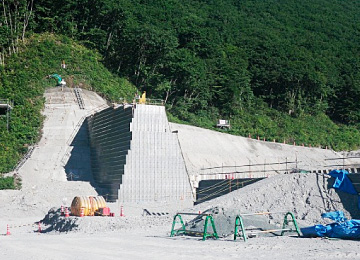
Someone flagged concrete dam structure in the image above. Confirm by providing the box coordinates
[83,98,360,206]
[15,87,359,213]
[87,104,194,206]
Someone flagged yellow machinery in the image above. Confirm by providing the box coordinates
[70,196,107,216]
[139,91,146,104]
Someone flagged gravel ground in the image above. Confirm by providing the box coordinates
[1,88,359,259]
[189,173,360,236]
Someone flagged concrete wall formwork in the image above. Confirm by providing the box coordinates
[87,104,194,207]
[118,104,193,207]
[87,106,133,201]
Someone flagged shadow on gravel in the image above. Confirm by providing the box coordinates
[39,208,79,233]
[316,173,337,211]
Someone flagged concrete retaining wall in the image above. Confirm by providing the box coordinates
[87,106,133,201]
[87,104,194,206]
[118,105,193,206]
[169,123,360,190]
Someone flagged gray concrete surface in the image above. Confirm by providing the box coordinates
[3,87,108,218]
[118,104,193,208]
[170,123,358,191]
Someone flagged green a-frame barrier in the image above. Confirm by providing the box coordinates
[170,213,219,241]
[234,211,301,241]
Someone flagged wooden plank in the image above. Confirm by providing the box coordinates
[239,211,288,216]
[244,228,292,234]
[177,212,211,216]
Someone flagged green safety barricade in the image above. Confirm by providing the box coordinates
[234,211,301,241]
[170,213,219,241]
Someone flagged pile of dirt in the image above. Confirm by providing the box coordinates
[187,173,360,237]
[40,207,172,233]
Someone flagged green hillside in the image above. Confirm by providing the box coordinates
[27,0,360,123]
[0,34,136,173]
[1,0,360,174]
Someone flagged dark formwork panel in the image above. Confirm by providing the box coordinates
[87,106,133,202]
[195,178,264,205]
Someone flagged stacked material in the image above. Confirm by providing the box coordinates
[70,196,107,216]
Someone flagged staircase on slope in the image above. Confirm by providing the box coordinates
[118,104,194,206]
[74,87,85,109]
[87,104,194,206]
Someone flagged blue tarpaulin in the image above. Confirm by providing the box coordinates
[328,169,360,209]
[301,211,360,239]
[328,169,357,195]
[321,211,347,222]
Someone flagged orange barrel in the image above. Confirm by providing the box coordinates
[70,196,107,216]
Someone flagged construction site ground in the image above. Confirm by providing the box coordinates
[1,87,360,259]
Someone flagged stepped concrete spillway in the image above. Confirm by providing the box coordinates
[87,104,194,207]
[119,104,193,206]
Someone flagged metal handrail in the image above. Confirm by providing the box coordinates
[201,161,299,170]
[0,99,13,109]
[133,98,165,106]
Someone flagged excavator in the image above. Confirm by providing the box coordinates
[47,73,66,87]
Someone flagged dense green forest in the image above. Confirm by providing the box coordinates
[1,0,360,174]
